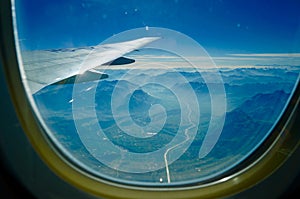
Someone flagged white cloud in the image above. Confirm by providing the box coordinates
[228,53,300,57]
[101,53,300,70]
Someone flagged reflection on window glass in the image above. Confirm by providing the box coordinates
[15,0,299,186]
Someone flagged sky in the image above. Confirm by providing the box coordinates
[15,0,300,65]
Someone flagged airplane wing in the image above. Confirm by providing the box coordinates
[21,37,160,94]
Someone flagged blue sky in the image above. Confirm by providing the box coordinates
[16,0,300,57]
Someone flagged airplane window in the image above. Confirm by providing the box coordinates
[13,0,299,189]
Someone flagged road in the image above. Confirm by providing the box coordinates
[163,103,196,183]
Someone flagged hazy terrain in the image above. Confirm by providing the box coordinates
[34,66,299,185]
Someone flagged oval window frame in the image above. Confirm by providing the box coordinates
[1,0,299,198]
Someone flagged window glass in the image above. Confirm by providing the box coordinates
[15,0,299,186]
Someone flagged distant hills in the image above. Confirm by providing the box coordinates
[207,89,290,158]
[239,90,290,122]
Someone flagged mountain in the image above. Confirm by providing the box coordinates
[220,68,299,85]
[129,89,160,126]
[238,90,290,122]
[207,90,291,159]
